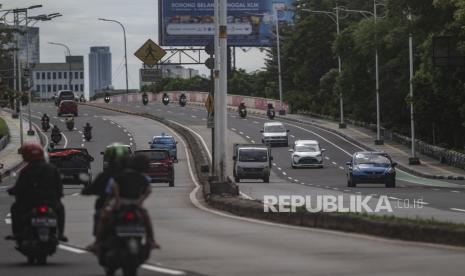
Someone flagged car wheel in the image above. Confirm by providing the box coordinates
[386,179,396,188]
[347,177,356,187]
[291,163,297,169]
[234,176,240,183]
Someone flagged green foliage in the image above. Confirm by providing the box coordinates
[0,116,9,139]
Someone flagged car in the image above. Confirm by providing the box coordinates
[48,148,94,186]
[149,133,178,161]
[55,90,75,106]
[101,143,133,170]
[261,122,289,147]
[58,100,78,116]
[135,149,174,187]
[233,144,272,183]
[289,140,325,168]
[346,151,397,188]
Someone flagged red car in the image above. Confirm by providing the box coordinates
[58,100,78,116]
[135,149,174,187]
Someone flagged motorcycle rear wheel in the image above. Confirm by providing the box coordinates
[122,266,138,276]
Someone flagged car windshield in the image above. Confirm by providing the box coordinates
[354,154,391,166]
[238,149,268,162]
[295,144,319,152]
[136,151,169,161]
[153,137,174,144]
[264,125,285,133]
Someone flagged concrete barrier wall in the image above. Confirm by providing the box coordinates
[95,91,289,112]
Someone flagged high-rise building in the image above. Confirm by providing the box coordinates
[32,56,85,100]
[16,26,40,65]
[88,46,111,99]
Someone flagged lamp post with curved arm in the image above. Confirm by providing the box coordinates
[98,18,129,102]
[340,0,385,145]
[48,42,72,99]
[302,2,347,128]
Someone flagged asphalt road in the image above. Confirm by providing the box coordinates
[106,100,465,222]
[2,103,465,275]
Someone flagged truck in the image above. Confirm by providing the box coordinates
[232,144,273,183]
[48,148,94,186]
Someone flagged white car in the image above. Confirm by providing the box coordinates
[289,140,325,168]
[261,122,289,147]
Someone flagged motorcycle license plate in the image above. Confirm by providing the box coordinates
[116,225,146,237]
[31,218,57,227]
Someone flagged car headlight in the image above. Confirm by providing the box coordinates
[387,168,395,174]
[293,155,300,158]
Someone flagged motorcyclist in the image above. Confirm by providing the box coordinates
[179,94,187,105]
[238,102,247,117]
[51,125,61,138]
[41,113,50,124]
[84,122,92,133]
[95,154,159,250]
[82,143,131,247]
[267,103,275,117]
[162,93,169,104]
[6,143,67,242]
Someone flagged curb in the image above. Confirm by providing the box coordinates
[276,115,465,181]
[209,195,465,248]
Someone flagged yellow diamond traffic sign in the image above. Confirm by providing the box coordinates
[134,39,166,67]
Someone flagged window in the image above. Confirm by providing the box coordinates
[74,72,79,79]
[80,72,84,79]
[36,85,40,92]
[47,85,51,92]
[58,72,62,79]
[75,84,79,91]
[53,85,57,92]
[80,84,84,91]
[42,72,45,79]
[64,72,67,79]
[36,72,40,80]
[53,72,56,79]
[64,84,68,90]
[41,85,46,92]
[70,85,73,91]
[58,84,62,90]
[47,72,51,79]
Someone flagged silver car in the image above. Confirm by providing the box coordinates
[289,140,325,168]
[261,122,289,147]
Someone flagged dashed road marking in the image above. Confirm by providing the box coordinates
[450,208,465,213]
[277,167,282,171]
[251,140,255,144]
[325,156,330,160]
[282,172,287,176]
[246,136,250,139]
[231,128,237,131]
[239,131,244,135]
[339,166,344,170]
[332,161,337,165]
[451,190,461,194]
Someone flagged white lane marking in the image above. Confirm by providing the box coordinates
[127,133,131,137]
[58,244,86,254]
[282,172,287,176]
[81,144,85,147]
[5,213,11,224]
[239,131,244,135]
[130,138,133,141]
[388,197,399,200]
[141,264,186,275]
[102,118,107,121]
[273,163,277,166]
[432,188,439,191]
[191,115,197,118]
[78,131,83,134]
[339,166,345,170]
[202,118,207,121]
[301,182,305,185]
[288,177,293,180]
[167,110,173,113]
[71,193,80,197]
[290,135,295,138]
[251,140,256,144]
[240,192,254,200]
[450,208,465,213]
[294,179,299,183]
[59,119,64,123]
[110,121,115,125]
[246,136,250,139]
[332,161,337,165]
[231,128,237,131]
[253,121,259,124]
[451,191,460,193]
[325,156,330,160]
[277,167,282,171]
[62,132,69,148]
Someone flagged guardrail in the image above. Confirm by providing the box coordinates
[93,91,289,113]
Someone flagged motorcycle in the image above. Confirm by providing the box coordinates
[104,96,111,104]
[239,107,247,118]
[51,131,62,145]
[84,128,92,141]
[142,97,148,106]
[14,205,59,265]
[267,108,276,120]
[41,120,50,132]
[162,96,170,106]
[66,119,74,131]
[98,205,150,276]
[179,97,187,107]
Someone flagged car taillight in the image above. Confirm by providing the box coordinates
[125,211,135,221]
[38,206,49,214]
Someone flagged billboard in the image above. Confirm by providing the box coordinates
[158,0,295,47]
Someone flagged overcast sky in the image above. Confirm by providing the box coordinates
[4,0,266,95]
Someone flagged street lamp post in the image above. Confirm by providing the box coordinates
[302,3,346,128]
[48,42,71,99]
[340,0,385,144]
[274,8,285,115]
[98,18,129,102]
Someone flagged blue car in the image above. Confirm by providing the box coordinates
[346,152,397,188]
[149,133,178,161]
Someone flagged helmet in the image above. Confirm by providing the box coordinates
[20,143,45,163]
[103,143,132,171]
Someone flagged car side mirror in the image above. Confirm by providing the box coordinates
[286,130,290,132]
[346,162,351,166]
[233,156,236,161]
[100,151,104,155]
[270,156,274,161]
[148,141,152,145]
[288,149,294,153]
[260,130,264,133]
[392,162,398,167]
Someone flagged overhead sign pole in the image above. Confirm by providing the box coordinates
[213,0,220,179]
[217,0,228,182]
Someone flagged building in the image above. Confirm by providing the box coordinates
[32,56,85,100]
[88,46,111,99]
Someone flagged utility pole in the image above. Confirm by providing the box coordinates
[13,10,24,147]
[408,10,419,165]
[374,0,383,145]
